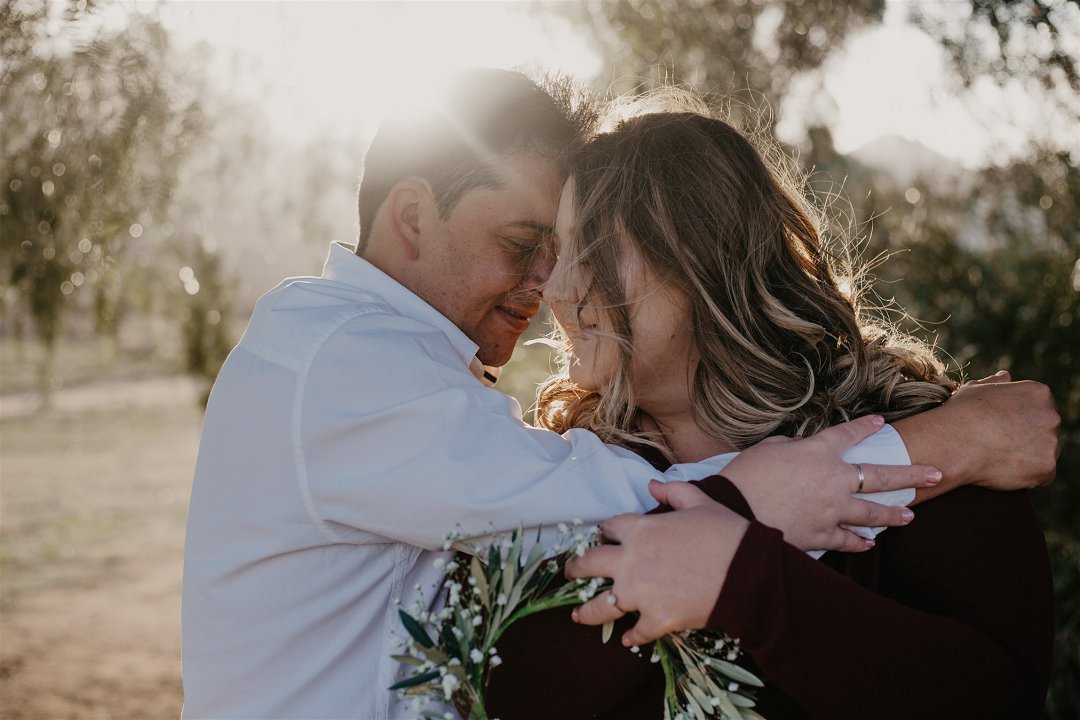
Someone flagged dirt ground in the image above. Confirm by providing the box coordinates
[1,379,203,719]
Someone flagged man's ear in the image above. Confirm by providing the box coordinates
[384,179,434,261]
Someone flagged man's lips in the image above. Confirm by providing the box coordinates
[497,304,539,322]
[496,304,539,332]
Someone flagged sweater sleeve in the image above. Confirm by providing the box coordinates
[710,486,1053,719]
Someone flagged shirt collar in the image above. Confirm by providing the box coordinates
[321,242,480,366]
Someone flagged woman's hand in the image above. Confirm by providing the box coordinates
[892,371,1060,496]
[566,479,747,647]
[721,415,942,553]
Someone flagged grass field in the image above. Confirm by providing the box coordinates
[0,395,201,719]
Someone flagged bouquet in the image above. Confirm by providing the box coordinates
[390,521,764,720]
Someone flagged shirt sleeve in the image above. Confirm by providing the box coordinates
[299,315,668,549]
[710,486,1054,719]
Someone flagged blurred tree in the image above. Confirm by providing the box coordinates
[576,0,885,121]
[176,236,233,407]
[0,0,206,394]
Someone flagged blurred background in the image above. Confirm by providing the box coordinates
[1,0,1076,717]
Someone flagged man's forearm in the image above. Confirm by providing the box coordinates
[893,406,969,505]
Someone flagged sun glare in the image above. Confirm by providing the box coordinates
[149,1,601,142]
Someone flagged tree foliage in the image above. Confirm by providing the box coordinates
[1,0,206,383]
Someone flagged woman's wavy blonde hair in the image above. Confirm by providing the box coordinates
[535,90,956,451]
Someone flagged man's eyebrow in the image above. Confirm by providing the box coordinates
[505,220,554,236]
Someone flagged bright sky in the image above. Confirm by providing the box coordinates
[135,0,1070,167]
[146,0,602,143]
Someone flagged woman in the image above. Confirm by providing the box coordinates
[484,92,1053,719]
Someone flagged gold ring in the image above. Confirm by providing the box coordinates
[854,463,865,493]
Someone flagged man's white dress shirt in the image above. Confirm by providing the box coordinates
[181,243,911,719]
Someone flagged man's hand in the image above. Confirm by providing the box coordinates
[721,415,942,553]
[566,480,747,647]
[893,371,1060,497]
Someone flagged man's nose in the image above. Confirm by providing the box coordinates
[523,247,556,293]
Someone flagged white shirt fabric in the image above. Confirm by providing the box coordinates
[181,242,911,720]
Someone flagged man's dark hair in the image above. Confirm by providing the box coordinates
[355,68,598,252]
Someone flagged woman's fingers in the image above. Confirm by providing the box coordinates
[622,620,663,648]
[843,498,915,528]
[647,479,711,510]
[571,589,626,626]
[818,414,887,452]
[820,527,877,553]
[598,514,634,545]
[564,544,622,580]
[856,463,942,494]
[968,370,1011,386]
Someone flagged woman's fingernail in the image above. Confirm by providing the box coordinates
[901,509,915,523]
[571,609,579,623]
[865,538,876,549]
[926,468,942,483]
[871,415,885,427]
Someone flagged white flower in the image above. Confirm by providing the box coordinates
[441,673,460,699]
[470,649,484,664]
[433,558,446,569]
[496,593,508,606]
[472,615,483,627]
[572,517,583,526]
[728,682,739,692]
[489,654,502,667]
[557,522,568,533]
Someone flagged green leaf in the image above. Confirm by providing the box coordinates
[706,658,764,688]
[728,693,756,708]
[687,682,716,716]
[398,609,434,649]
[714,691,742,720]
[391,654,425,666]
[388,668,440,691]
[471,555,489,608]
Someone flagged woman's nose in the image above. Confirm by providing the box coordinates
[542,258,566,304]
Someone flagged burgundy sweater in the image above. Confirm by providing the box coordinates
[485,476,1054,719]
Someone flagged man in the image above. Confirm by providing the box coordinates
[181,69,1057,719]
